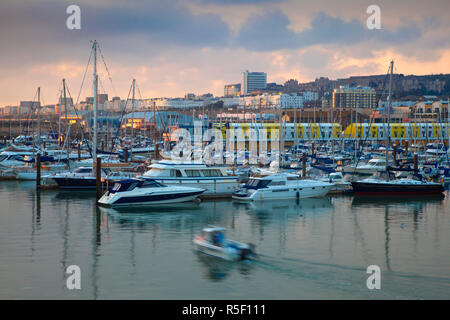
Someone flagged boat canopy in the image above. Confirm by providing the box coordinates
[111,179,166,193]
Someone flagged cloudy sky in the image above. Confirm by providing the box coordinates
[0,0,449,106]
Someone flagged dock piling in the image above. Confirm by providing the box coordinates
[96,157,102,201]
[36,153,41,189]
[302,152,306,179]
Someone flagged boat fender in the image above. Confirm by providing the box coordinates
[194,197,201,204]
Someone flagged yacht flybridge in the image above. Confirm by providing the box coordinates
[141,160,240,198]
[98,179,205,206]
[232,172,333,201]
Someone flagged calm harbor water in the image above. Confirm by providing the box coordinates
[0,180,449,299]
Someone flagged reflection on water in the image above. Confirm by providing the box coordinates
[0,180,449,299]
[195,253,254,282]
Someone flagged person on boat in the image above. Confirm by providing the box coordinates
[216,232,224,246]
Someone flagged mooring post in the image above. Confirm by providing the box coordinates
[413,153,418,172]
[311,143,315,157]
[302,152,306,179]
[96,157,102,201]
[393,144,397,166]
[124,147,128,163]
[77,143,81,161]
[36,153,41,189]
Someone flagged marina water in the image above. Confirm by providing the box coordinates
[1,180,449,299]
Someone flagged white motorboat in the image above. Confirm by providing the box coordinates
[15,163,67,180]
[193,226,256,261]
[320,172,352,193]
[98,178,205,206]
[0,151,33,168]
[140,160,239,198]
[342,158,388,175]
[232,172,333,201]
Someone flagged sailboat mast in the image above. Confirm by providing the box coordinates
[93,41,98,163]
[37,87,41,151]
[131,78,136,141]
[386,60,394,175]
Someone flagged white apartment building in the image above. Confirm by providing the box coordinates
[238,93,304,109]
[241,70,267,95]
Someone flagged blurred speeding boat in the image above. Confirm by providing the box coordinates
[193,226,256,261]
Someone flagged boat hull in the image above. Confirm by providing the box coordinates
[143,177,240,198]
[53,177,117,189]
[232,184,332,201]
[351,181,444,195]
[99,190,204,207]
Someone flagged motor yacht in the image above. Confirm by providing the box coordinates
[140,160,239,198]
[232,172,333,201]
[98,178,205,206]
[342,158,388,175]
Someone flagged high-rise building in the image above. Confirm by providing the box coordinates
[332,86,377,109]
[224,84,241,97]
[241,70,267,95]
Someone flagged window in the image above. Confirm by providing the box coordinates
[185,170,200,177]
[140,180,165,188]
[270,181,286,186]
[202,169,222,177]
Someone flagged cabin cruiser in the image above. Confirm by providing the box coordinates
[351,171,444,195]
[0,152,30,168]
[342,158,388,175]
[50,166,135,189]
[232,172,333,201]
[98,178,205,206]
[319,172,352,193]
[193,226,256,261]
[15,163,67,180]
[140,160,239,198]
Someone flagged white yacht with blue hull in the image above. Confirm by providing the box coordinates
[98,179,205,207]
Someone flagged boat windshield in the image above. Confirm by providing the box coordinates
[244,179,271,189]
[139,180,166,188]
[111,181,140,193]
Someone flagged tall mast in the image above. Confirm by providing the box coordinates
[58,89,62,147]
[93,40,98,163]
[63,79,68,151]
[131,79,136,141]
[37,87,41,151]
[385,60,394,176]
[63,79,68,132]
[448,97,450,162]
